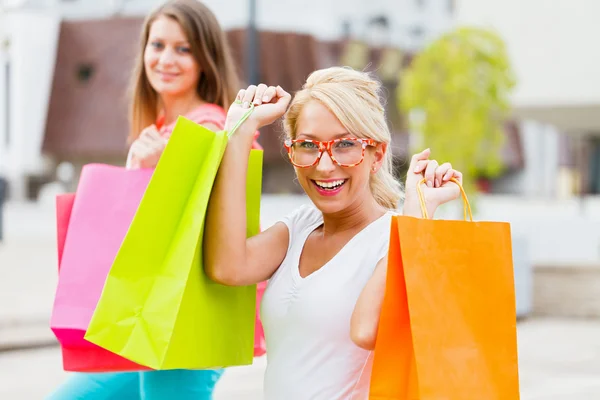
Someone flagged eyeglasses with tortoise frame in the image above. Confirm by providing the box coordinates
[283,138,378,168]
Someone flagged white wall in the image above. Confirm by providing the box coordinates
[474,196,600,265]
[202,0,454,49]
[41,0,454,48]
[0,31,8,180]
[1,12,60,199]
[454,0,600,108]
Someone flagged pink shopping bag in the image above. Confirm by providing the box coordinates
[52,164,266,371]
[56,193,75,271]
[254,281,267,357]
[51,164,153,372]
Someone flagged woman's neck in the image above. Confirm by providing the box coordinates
[320,195,386,237]
[160,92,204,126]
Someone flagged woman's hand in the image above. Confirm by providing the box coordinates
[225,84,291,135]
[128,125,167,169]
[402,148,463,218]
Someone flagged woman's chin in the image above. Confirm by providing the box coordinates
[149,80,189,98]
[307,193,349,215]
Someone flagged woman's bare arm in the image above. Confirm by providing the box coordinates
[350,256,388,350]
[204,85,292,286]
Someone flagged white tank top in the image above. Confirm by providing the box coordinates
[260,205,393,400]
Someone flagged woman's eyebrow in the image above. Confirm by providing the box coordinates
[296,132,350,139]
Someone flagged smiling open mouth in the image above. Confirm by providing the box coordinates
[312,179,347,191]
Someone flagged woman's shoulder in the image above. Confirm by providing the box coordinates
[193,103,226,115]
[279,204,322,232]
[187,103,227,129]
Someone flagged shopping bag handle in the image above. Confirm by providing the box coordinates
[416,177,473,221]
[227,100,255,139]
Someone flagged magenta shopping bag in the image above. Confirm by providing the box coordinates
[56,193,75,271]
[50,164,153,371]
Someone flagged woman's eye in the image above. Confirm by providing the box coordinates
[336,140,357,148]
[177,46,191,53]
[150,41,164,50]
[298,142,317,149]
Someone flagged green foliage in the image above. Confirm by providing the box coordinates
[399,26,517,193]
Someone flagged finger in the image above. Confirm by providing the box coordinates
[129,141,141,155]
[451,170,463,185]
[442,165,456,182]
[440,170,461,186]
[275,86,291,102]
[140,128,163,146]
[412,160,429,174]
[242,85,257,108]
[131,141,149,159]
[409,148,431,172]
[140,124,157,137]
[146,129,163,142]
[138,134,164,152]
[253,83,268,105]
[275,86,292,107]
[262,86,277,103]
[436,162,452,187]
[236,89,246,102]
[424,159,438,188]
[136,136,151,148]
[140,131,163,146]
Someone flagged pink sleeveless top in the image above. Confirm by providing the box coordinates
[127,103,262,168]
[157,103,262,148]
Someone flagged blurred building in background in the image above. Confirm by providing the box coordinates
[0,0,454,199]
[455,0,600,199]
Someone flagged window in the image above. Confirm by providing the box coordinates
[590,139,600,194]
[4,61,9,147]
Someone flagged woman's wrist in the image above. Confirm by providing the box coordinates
[226,125,256,150]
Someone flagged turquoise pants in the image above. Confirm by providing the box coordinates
[46,369,224,400]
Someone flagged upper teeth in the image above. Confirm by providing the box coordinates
[316,180,345,188]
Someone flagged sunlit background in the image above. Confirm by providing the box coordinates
[0,0,599,398]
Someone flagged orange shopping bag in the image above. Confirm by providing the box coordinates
[370,179,520,400]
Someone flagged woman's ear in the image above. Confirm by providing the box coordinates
[371,143,387,173]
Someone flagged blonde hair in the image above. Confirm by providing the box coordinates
[284,67,403,210]
[127,0,239,143]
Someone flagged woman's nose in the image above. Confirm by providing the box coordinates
[316,150,336,172]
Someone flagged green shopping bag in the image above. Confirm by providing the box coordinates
[84,115,261,370]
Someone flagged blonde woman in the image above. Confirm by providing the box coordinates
[205,67,464,399]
